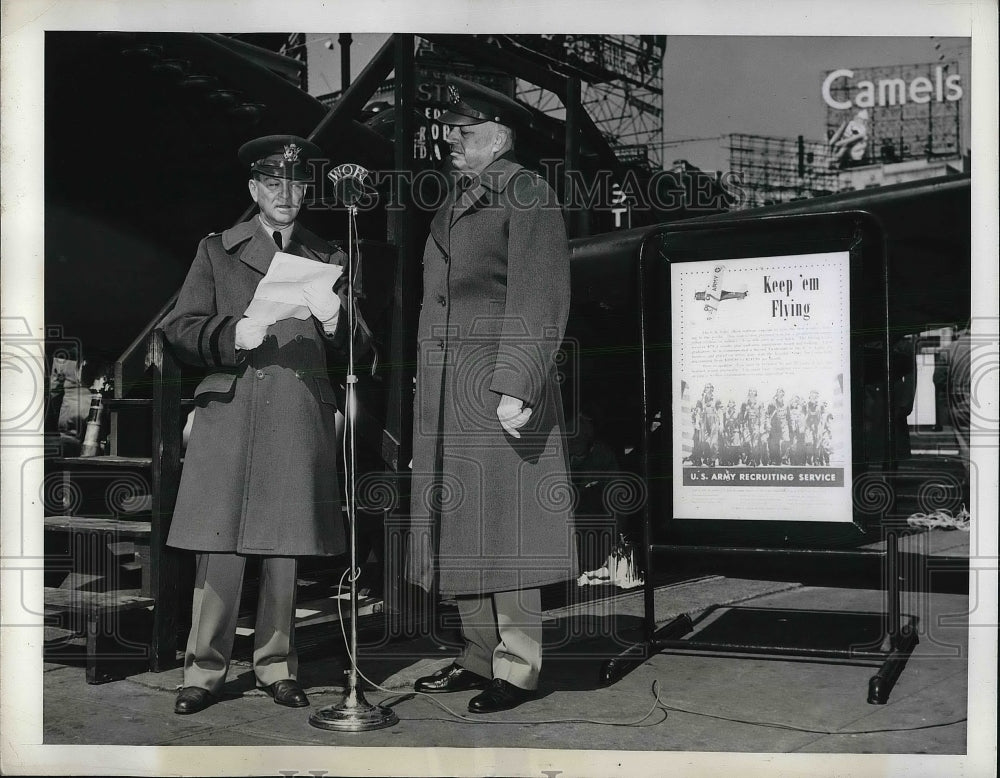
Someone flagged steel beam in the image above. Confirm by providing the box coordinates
[420,34,622,175]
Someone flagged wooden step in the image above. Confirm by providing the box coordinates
[108,540,136,553]
[44,587,156,684]
[104,398,195,409]
[44,587,154,615]
[46,520,151,594]
[118,494,153,516]
[104,398,153,408]
[45,516,152,537]
[56,571,105,590]
[234,592,383,637]
[44,625,79,645]
[53,455,152,469]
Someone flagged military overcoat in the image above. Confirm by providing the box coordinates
[163,219,365,556]
[407,156,578,596]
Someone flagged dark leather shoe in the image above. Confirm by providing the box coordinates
[414,663,490,694]
[468,678,535,713]
[174,686,217,715]
[260,679,309,708]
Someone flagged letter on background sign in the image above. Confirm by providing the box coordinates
[854,80,875,108]
[821,69,854,110]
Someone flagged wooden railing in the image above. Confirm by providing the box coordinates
[146,328,183,671]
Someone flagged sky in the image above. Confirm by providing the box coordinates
[302,33,971,174]
[303,32,391,97]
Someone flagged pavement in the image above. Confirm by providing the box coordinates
[29,526,992,777]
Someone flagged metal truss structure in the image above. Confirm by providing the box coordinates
[509,35,667,170]
[242,33,666,172]
[727,133,846,211]
[225,33,310,91]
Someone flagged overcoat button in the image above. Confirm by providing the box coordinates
[295,335,303,343]
[437,295,446,306]
[256,370,265,379]
[294,370,304,380]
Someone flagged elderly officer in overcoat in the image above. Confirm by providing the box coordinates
[408,78,576,713]
[163,135,369,714]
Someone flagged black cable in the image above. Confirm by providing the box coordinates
[378,683,668,727]
[652,687,967,735]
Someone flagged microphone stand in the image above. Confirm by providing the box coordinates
[309,201,398,732]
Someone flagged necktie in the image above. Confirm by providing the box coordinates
[273,230,282,249]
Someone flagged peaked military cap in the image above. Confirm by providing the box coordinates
[238,134,322,181]
[438,76,532,127]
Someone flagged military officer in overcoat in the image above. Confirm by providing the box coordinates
[163,135,369,714]
[408,78,576,713]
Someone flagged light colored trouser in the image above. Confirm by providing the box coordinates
[455,588,542,691]
[183,552,298,694]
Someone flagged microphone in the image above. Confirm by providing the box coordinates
[327,163,373,207]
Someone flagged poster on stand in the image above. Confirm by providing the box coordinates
[672,252,854,522]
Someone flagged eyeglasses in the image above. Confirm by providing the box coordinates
[257,178,307,193]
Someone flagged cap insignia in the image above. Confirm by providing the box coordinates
[448,85,462,105]
[283,143,301,162]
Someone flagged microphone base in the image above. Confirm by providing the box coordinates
[309,689,399,732]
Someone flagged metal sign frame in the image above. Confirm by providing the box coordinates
[599,210,919,704]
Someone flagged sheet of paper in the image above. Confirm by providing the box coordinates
[243,251,343,325]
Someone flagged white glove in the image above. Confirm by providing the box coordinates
[235,317,268,351]
[303,280,341,332]
[497,394,533,438]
